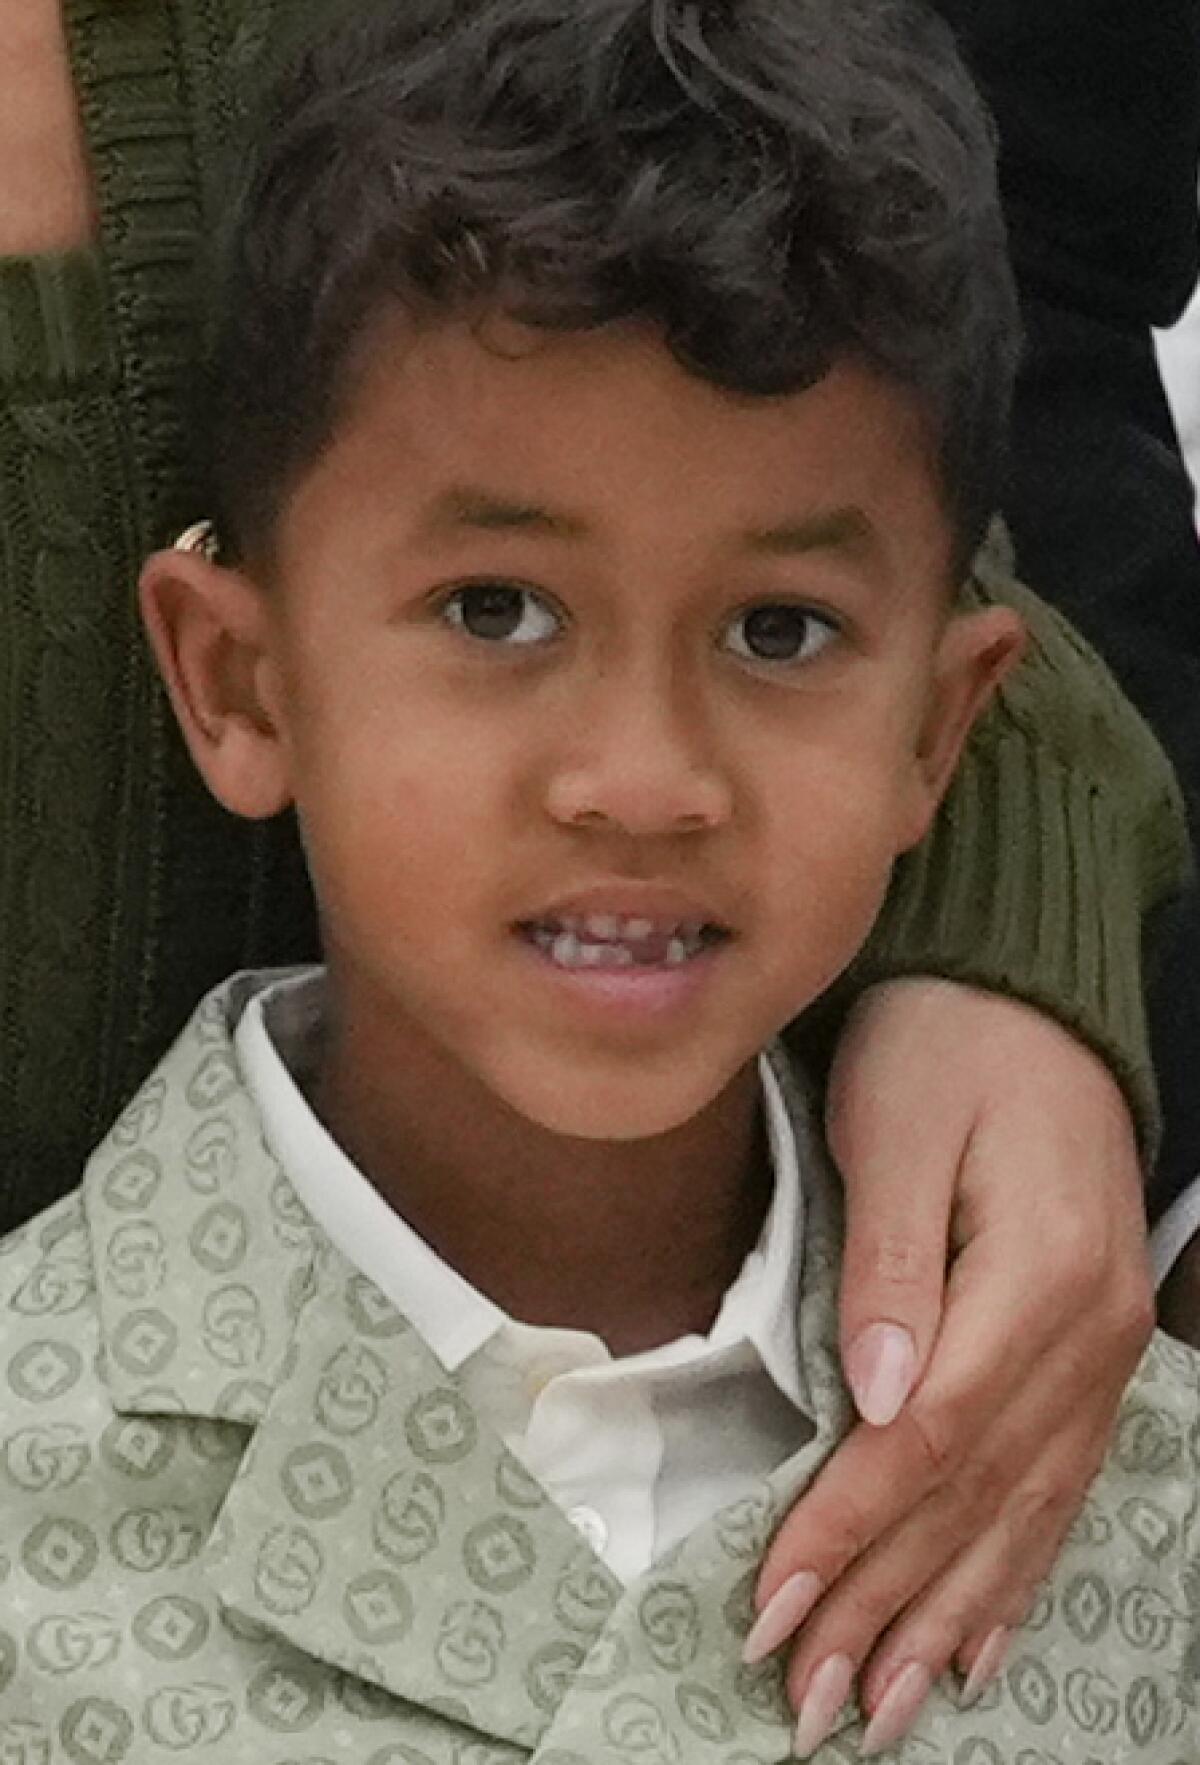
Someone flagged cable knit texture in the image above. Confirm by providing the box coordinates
[0,0,317,1232]
[0,0,1189,1230]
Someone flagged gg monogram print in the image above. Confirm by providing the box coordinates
[0,974,1197,1761]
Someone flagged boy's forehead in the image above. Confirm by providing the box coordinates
[292,313,952,574]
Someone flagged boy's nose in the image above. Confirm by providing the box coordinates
[544,682,734,838]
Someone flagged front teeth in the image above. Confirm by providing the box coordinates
[530,919,708,969]
[550,933,637,969]
[567,914,658,942]
[621,917,655,941]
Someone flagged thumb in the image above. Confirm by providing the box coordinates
[826,1034,960,1427]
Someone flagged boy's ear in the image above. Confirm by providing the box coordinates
[139,548,293,820]
[897,604,1027,852]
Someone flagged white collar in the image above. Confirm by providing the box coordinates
[236,967,807,1408]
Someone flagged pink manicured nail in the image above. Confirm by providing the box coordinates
[846,1323,918,1427]
[742,1572,824,1665]
[861,1662,933,1757]
[960,1627,1011,1706]
[793,1653,854,1758]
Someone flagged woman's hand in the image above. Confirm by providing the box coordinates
[748,979,1154,1759]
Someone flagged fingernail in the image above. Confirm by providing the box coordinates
[860,1662,933,1757]
[793,1653,854,1758]
[960,1627,1010,1707]
[846,1323,918,1427]
[742,1572,824,1665]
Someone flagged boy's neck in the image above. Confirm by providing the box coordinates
[308,997,772,1358]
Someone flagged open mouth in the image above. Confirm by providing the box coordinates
[517,914,732,970]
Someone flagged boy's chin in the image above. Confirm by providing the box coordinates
[495,1059,746,1144]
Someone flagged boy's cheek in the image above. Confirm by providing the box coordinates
[767,803,902,975]
[888,766,944,857]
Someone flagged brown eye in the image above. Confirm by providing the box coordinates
[725,604,839,663]
[442,583,561,645]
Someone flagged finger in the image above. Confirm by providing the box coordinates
[784,1426,1102,1758]
[956,1625,1014,1706]
[751,1412,943,1618]
[755,1236,1050,1614]
[955,1624,1014,1696]
[754,1312,1107,1662]
[777,1427,1026,1700]
[826,1051,961,1425]
[855,1435,1096,1733]
[757,1111,1147,1643]
[837,1185,952,1430]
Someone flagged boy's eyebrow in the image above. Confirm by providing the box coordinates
[417,489,589,541]
[744,506,876,557]
[418,488,877,556]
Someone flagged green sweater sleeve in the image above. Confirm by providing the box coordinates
[841,524,1192,1157]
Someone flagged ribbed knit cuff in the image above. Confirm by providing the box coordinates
[65,0,208,544]
[849,727,1163,1164]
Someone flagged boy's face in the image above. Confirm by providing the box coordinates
[145,318,1020,1141]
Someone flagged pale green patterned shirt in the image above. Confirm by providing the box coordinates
[0,973,1197,1763]
[237,967,812,1584]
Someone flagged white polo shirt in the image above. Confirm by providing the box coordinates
[236,968,814,1584]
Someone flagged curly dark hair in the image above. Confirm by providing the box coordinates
[208,0,1019,574]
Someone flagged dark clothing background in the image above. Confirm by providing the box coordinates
[942,0,1200,1211]
[946,0,1200,324]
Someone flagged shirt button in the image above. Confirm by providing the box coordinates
[566,1505,609,1555]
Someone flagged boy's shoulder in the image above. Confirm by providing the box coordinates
[1112,1326,1200,1480]
[1118,1326,1200,1457]
[0,969,319,1454]
[0,1179,240,1550]
[1097,1327,1200,1606]
[0,1185,104,1427]
[1077,1326,1200,1606]
[951,1329,1200,1759]
[0,979,331,1749]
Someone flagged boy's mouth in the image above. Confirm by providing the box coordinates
[516,913,731,970]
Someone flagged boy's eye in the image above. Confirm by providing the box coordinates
[724,604,840,664]
[441,583,561,645]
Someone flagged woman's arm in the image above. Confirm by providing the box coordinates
[0,0,95,255]
[763,538,1188,1753]
[859,526,1192,1153]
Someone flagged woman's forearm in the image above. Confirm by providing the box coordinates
[0,0,95,255]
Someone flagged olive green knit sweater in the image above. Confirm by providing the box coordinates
[0,0,1189,1230]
